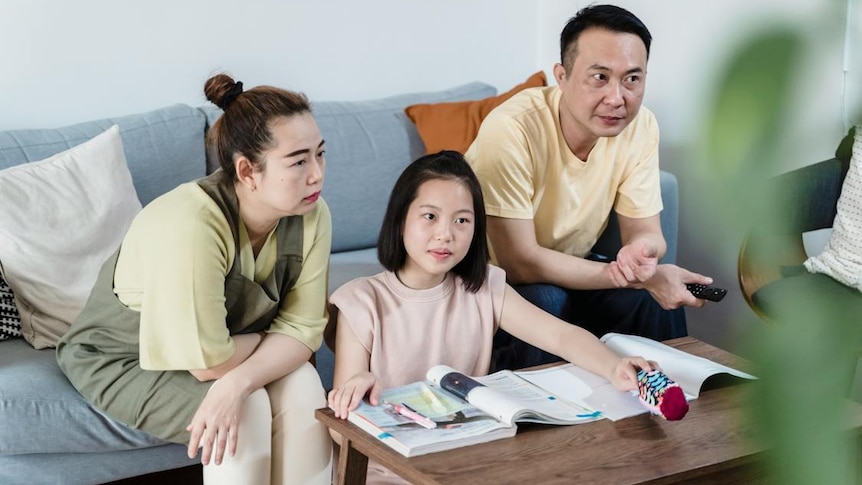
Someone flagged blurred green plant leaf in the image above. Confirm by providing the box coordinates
[743,280,862,485]
[705,16,861,485]
[706,29,802,179]
[700,29,805,244]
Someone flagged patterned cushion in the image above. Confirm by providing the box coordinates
[0,273,21,341]
[804,125,862,291]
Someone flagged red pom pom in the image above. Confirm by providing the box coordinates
[659,386,689,421]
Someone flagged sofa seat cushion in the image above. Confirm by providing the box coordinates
[0,443,197,485]
[0,339,171,455]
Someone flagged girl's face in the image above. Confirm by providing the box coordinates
[253,113,326,218]
[398,178,475,289]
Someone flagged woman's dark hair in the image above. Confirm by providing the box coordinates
[560,4,652,73]
[204,73,311,179]
[377,150,489,292]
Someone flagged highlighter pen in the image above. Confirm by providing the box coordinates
[384,401,437,429]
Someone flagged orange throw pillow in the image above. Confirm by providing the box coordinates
[405,71,547,154]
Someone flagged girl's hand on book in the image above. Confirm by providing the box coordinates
[609,356,659,391]
[328,371,381,419]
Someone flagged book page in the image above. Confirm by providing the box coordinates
[516,335,757,421]
[427,365,598,425]
[600,333,757,398]
[516,364,645,421]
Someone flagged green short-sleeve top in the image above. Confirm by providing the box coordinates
[113,175,331,370]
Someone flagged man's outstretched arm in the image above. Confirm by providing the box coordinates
[488,215,622,290]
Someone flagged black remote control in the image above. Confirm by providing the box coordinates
[686,283,727,302]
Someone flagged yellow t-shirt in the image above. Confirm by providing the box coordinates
[465,86,662,261]
[113,182,332,370]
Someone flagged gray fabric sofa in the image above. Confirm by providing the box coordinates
[0,82,679,485]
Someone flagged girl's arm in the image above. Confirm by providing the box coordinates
[328,311,379,418]
[498,285,652,391]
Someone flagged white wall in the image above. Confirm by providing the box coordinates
[847,0,862,128]
[0,0,539,130]
[2,0,858,351]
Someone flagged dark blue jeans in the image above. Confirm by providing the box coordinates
[491,283,687,372]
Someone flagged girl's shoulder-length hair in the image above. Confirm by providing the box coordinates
[377,150,490,292]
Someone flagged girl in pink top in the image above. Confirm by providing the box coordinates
[328,151,655,421]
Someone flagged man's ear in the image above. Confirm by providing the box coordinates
[553,63,567,86]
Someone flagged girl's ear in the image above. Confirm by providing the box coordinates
[235,155,256,191]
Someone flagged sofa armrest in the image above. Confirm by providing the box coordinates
[590,170,679,265]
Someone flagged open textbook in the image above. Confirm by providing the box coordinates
[343,364,600,457]
[343,334,756,456]
[515,333,757,421]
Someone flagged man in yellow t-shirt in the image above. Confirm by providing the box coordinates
[465,4,715,371]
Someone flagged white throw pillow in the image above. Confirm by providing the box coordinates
[0,125,142,348]
[804,126,862,292]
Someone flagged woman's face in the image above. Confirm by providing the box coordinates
[253,113,325,217]
[398,178,475,290]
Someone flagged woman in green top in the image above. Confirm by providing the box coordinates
[57,73,333,484]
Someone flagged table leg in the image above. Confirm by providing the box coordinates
[335,438,369,485]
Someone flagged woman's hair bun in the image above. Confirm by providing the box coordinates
[204,73,243,110]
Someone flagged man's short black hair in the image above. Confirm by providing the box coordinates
[560,4,652,72]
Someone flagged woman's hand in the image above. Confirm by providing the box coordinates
[608,356,659,391]
[327,371,380,419]
[186,379,249,466]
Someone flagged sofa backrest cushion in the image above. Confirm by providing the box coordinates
[0,104,206,206]
[200,82,497,253]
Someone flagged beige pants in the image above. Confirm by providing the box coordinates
[203,363,333,485]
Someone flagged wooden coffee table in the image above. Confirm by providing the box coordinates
[315,337,857,484]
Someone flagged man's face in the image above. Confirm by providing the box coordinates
[555,27,648,152]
